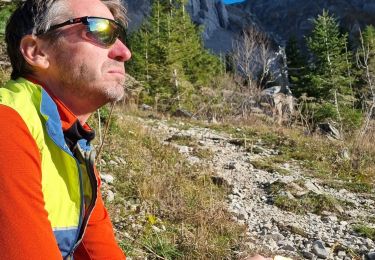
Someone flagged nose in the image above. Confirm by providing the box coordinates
[108,39,131,62]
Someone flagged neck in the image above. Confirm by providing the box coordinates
[27,75,93,125]
[76,114,91,125]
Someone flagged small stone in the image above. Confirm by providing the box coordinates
[277,240,295,251]
[304,181,323,194]
[312,240,329,259]
[302,251,315,259]
[283,163,290,169]
[322,214,338,222]
[339,221,348,226]
[359,244,368,252]
[237,212,248,221]
[179,146,190,154]
[280,244,296,251]
[141,104,152,110]
[337,251,346,258]
[118,157,127,164]
[152,226,162,233]
[263,222,273,230]
[367,251,375,260]
[198,140,205,146]
[106,190,115,202]
[232,187,241,196]
[224,162,236,170]
[333,204,344,214]
[365,238,374,247]
[100,173,115,184]
[187,156,200,164]
[108,160,118,166]
[100,159,107,166]
[270,233,284,242]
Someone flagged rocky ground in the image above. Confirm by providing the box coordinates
[102,115,375,259]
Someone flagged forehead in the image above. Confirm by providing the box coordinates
[67,0,114,19]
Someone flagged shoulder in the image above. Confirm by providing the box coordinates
[0,78,47,146]
[0,104,41,170]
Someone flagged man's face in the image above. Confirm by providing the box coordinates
[44,0,131,113]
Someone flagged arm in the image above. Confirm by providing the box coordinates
[73,169,125,259]
[0,105,62,259]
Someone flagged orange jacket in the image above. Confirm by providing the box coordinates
[0,85,125,259]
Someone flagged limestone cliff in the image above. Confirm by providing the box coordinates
[124,0,375,53]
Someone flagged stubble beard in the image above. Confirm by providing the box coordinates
[58,60,125,105]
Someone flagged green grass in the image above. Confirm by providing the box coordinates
[353,224,375,240]
[141,228,183,259]
[266,180,352,216]
[326,180,373,193]
[251,159,289,175]
[97,110,249,259]
[273,192,347,216]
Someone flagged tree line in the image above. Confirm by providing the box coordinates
[127,1,375,136]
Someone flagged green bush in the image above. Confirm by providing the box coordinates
[314,102,337,122]
[0,3,17,35]
[340,106,363,131]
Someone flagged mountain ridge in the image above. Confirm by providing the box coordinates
[124,0,375,53]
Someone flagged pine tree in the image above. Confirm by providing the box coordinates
[127,0,222,111]
[306,10,353,100]
[305,10,361,130]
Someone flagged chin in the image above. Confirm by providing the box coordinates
[105,87,124,102]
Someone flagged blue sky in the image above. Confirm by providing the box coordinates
[223,0,245,4]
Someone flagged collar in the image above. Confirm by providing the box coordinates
[26,77,95,150]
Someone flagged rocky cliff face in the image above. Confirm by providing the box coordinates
[124,0,237,53]
[238,0,375,44]
[124,0,375,53]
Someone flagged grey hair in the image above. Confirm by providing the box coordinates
[5,0,127,80]
[102,0,128,27]
[34,1,71,34]
[5,0,70,79]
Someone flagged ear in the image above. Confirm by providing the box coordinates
[19,35,50,70]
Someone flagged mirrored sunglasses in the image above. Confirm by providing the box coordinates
[38,16,126,47]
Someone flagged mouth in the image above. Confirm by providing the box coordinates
[107,69,125,76]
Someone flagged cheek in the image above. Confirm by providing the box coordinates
[52,41,108,79]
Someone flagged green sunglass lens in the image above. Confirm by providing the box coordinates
[87,18,118,46]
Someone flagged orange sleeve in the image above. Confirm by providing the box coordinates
[74,176,126,260]
[0,104,62,259]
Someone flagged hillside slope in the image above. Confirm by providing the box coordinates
[99,108,375,259]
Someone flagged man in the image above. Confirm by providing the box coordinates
[0,0,131,259]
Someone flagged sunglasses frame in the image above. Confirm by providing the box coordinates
[37,16,126,47]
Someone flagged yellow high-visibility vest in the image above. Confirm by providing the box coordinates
[0,78,97,258]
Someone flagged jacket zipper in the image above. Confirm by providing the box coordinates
[67,147,98,258]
